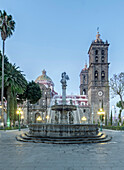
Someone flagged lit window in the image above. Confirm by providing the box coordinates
[101,71,105,80]
[94,71,98,79]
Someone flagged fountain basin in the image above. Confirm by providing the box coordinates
[29,123,98,137]
[51,104,77,111]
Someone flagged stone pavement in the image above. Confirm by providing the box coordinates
[0,129,124,170]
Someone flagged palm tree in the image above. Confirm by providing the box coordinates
[0,10,15,126]
[4,63,27,126]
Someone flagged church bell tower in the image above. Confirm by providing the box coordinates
[88,31,110,122]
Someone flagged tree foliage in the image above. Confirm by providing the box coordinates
[116,101,124,110]
[110,72,124,109]
[0,10,15,41]
[0,53,27,125]
[116,101,124,124]
[24,81,41,104]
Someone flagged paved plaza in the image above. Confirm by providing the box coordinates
[0,129,124,170]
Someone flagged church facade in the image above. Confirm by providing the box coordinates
[80,31,110,122]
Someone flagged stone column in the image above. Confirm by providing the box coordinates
[62,83,66,105]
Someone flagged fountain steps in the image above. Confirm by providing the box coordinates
[25,132,103,139]
[16,133,112,144]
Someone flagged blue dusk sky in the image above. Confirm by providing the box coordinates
[0,0,124,113]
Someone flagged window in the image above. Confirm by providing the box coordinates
[95,56,98,62]
[94,70,98,80]
[101,71,105,80]
[101,50,104,55]
[95,50,98,55]
[83,109,86,113]
[83,75,85,83]
[83,89,86,95]
[101,56,104,63]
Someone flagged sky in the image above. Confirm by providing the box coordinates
[0,0,124,115]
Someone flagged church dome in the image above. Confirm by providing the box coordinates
[35,70,54,89]
[36,70,52,82]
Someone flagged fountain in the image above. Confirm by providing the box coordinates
[16,72,112,144]
[51,72,77,125]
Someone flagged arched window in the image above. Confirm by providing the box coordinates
[95,50,98,55]
[95,56,98,62]
[83,89,86,95]
[101,71,105,80]
[101,50,104,55]
[94,70,98,80]
[101,56,104,63]
[83,75,85,83]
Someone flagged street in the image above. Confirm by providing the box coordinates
[0,129,124,170]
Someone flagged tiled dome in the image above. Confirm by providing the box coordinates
[35,70,52,82]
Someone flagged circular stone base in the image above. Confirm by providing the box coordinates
[16,124,112,144]
[28,123,98,137]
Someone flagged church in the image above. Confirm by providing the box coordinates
[23,31,110,124]
[80,31,110,122]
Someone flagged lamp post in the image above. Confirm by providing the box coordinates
[112,105,115,124]
[45,92,47,122]
[21,115,24,126]
[16,108,23,131]
[91,105,94,124]
[46,115,49,123]
[97,108,105,131]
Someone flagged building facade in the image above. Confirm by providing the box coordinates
[80,31,110,122]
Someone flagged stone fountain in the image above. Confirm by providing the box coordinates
[16,72,112,144]
[51,72,77,124]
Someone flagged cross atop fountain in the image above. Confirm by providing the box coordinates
[60,72,69,105]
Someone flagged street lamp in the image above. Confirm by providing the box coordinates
[91,105,94,124]
[97,108,105,131]
[16,108,23,131]
[46,115,50,123]
[45,91,47,121]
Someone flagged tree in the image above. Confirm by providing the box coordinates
[110,73,124,109]
[0,52,8,99]
[1,62,27,126]
[110,110,113,126]
[0,10,15,125]
[25,81,41,104]
[21,81,41,124]
[116,101,124,125]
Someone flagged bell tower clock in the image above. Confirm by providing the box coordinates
[88,31,110,122]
